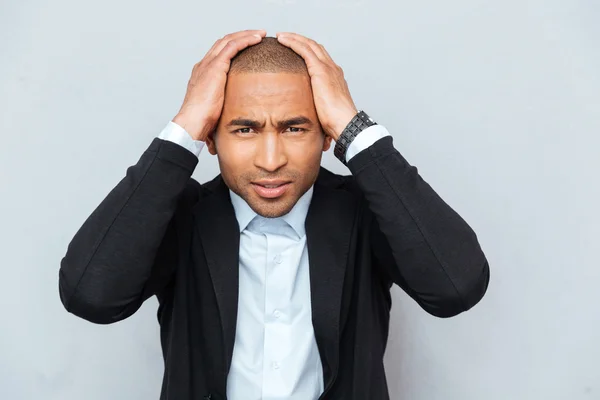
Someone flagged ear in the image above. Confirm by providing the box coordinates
[322,135,332,152]
[205,131,217,155]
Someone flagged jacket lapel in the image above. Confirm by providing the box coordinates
[192,177,240,375]
[191,168,359,389]
[306,168,359,388]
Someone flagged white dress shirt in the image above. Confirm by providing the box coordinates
[157,120,390,400]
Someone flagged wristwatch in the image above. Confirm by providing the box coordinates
[333,110,377,165]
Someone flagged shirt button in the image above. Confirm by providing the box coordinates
[273,254,282,264]
[273,361,280,370]
[273,310,281,318]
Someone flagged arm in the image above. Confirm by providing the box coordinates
[59,30,269,324]
[59,136,199,324]
[348,134,490,318]
[270,32,489,317]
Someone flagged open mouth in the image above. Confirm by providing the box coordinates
[251,182,292,199]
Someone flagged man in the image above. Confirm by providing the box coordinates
[59,30,490,400]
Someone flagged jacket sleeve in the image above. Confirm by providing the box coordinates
[58,138,199,324]
[347,135,490,318]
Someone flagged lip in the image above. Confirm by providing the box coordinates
[252,179,292,186]
[251,181,292,199]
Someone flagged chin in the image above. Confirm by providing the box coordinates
[253,201,295,218]
[247,194,297,219]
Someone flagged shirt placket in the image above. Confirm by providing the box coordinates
[262,226,291,398]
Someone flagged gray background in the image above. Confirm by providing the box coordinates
[1,0,599,399]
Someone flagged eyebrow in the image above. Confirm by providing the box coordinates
[226,116,314,130]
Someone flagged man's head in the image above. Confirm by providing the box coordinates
[205,37,332,218]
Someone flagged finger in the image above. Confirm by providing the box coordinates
[277,32,334,64]
[205,29,266,60]
[315,43,335,64]
[275,34,324,69]
[207,29,266,59]
[213,34,264,66]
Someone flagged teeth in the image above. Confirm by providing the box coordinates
[264,185,280,188]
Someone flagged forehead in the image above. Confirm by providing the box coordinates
[222,72,316,116]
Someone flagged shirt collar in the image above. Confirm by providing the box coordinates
[229,185,314,238]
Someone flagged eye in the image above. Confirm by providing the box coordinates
[286,127,306,133]
[234,128,255,135]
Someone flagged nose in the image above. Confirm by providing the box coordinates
[253,132,288,172]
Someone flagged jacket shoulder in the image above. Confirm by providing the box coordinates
[316,166,362,197]
[183,173,227,203]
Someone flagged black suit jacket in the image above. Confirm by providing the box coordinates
[59,135,489,400]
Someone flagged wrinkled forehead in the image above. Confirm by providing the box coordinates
[222,72,316,118]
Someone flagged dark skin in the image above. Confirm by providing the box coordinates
[205,72,332,218]
[174,31,358,218]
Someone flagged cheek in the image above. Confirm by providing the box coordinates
[216,142,254,175]
[286,137,325,160]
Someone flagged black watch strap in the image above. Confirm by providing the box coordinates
[333,110,377,165]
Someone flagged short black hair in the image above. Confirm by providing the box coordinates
[229,36,308,74]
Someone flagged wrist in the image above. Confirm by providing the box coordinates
[333,110,377,165]
[329,108,359,142]
[172,113,212,141]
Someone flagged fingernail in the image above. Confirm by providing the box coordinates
[254,34,261,38]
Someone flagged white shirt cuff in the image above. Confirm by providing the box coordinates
[345,125,391,162]
[158,121,205,157]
